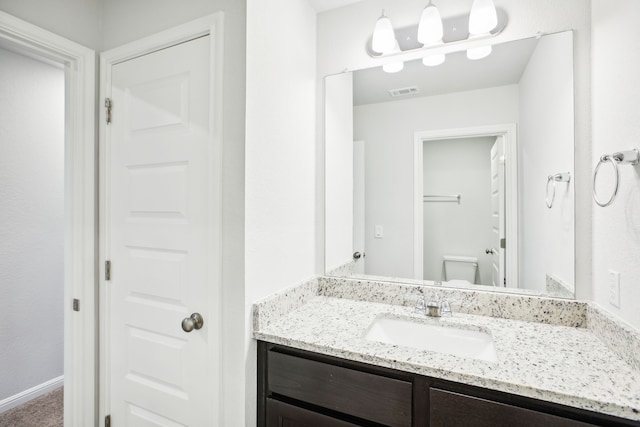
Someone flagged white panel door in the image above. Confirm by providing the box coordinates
[107,35,219,426]
[490,137,506,287]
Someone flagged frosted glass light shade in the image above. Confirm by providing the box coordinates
[382,39,403,73]
[383,60,404,73]
[422,53,446,66]
[468,0,498,35]
[417,4,444,45]
[467,45,492,60]
[372,13,396,54]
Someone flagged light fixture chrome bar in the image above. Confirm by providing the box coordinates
[423,194,461,203]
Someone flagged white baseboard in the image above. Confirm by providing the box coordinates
[0,376,64,414]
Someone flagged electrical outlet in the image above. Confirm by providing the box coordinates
[609,270,620,308]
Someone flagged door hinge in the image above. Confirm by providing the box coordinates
[73,299,80,312]
[105,260,111,281]
[105,414,111,427]
[500,238,506,249]
[105,98,112,124]
[504,277,507,286]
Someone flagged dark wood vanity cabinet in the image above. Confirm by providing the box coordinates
[266,399,363,427]
[428,388,597,427]
[262,347,419,426]
[258,341,640,427]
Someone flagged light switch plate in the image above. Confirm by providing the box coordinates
[609,270,620,308]
[374,225,383,239]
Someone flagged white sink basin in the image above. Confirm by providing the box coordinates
[364,316,498,362]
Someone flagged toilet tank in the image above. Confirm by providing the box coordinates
[442,255,478,284]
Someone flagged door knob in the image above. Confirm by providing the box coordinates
[181,313,204,332]
[485,248,496,255]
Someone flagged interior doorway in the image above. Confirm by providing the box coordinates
[0,11,96,426]
[0,43,65,423]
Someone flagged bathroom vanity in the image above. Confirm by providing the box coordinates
[254,277,640,427]
[258,342,631,427]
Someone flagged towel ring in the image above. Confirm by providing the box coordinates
[545,176,556,208]
[545,172,571,209]
[593,155,619,207]
[593,149,640,207]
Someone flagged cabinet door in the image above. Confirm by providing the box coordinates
[430,389,598,427]
[266,399,362,427]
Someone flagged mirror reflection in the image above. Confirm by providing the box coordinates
[325,31,575,298]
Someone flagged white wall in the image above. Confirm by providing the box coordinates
[519,32,575,293]
[318,0,592,299]
[423,137,495,286]
[245,0,317,425]
[591,0,640,329]
[354,85,519,278]
[0,0,100,49]
[0,48,65,401]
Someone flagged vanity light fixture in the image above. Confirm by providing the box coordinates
[468,0,498,35]
[368,1,505,73]
[417,1,443,44]
[371,10,396,54]
[383,41,404,73]
[466,45,493,60]
[467,0,498,60]
[417,1,446,67]
[422,53,445,67]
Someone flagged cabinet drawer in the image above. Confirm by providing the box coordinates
[430,388,598,427]
[268,350,412,427]
[266,399,362,427]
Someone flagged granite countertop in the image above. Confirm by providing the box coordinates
[253,277,640,422]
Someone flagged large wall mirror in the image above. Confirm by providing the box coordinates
[325,30,575,299]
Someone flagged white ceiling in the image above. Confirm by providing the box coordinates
[353,37,539,106]
[308,0,366,13]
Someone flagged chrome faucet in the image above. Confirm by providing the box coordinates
[425,296,452,317]
[416,289,453,317]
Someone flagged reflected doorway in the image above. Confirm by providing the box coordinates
[413,124,518,289]
[421,136,505,287]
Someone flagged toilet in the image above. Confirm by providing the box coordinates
[441,255,479,285]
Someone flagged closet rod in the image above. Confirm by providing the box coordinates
[423,194,461,203]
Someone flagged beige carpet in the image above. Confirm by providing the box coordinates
[0,388,63,427]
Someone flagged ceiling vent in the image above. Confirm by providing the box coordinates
[388,86,419,97]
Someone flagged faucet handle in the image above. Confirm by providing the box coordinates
[440,297,452,317]
[415,295,426,314]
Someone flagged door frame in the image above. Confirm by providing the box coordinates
[353,140,366,274]
[0,10,96,427]
[413,124,518,287]
[98,12,224,424]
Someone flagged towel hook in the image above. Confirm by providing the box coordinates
[593,149,639,207]
[545,172,571,209]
